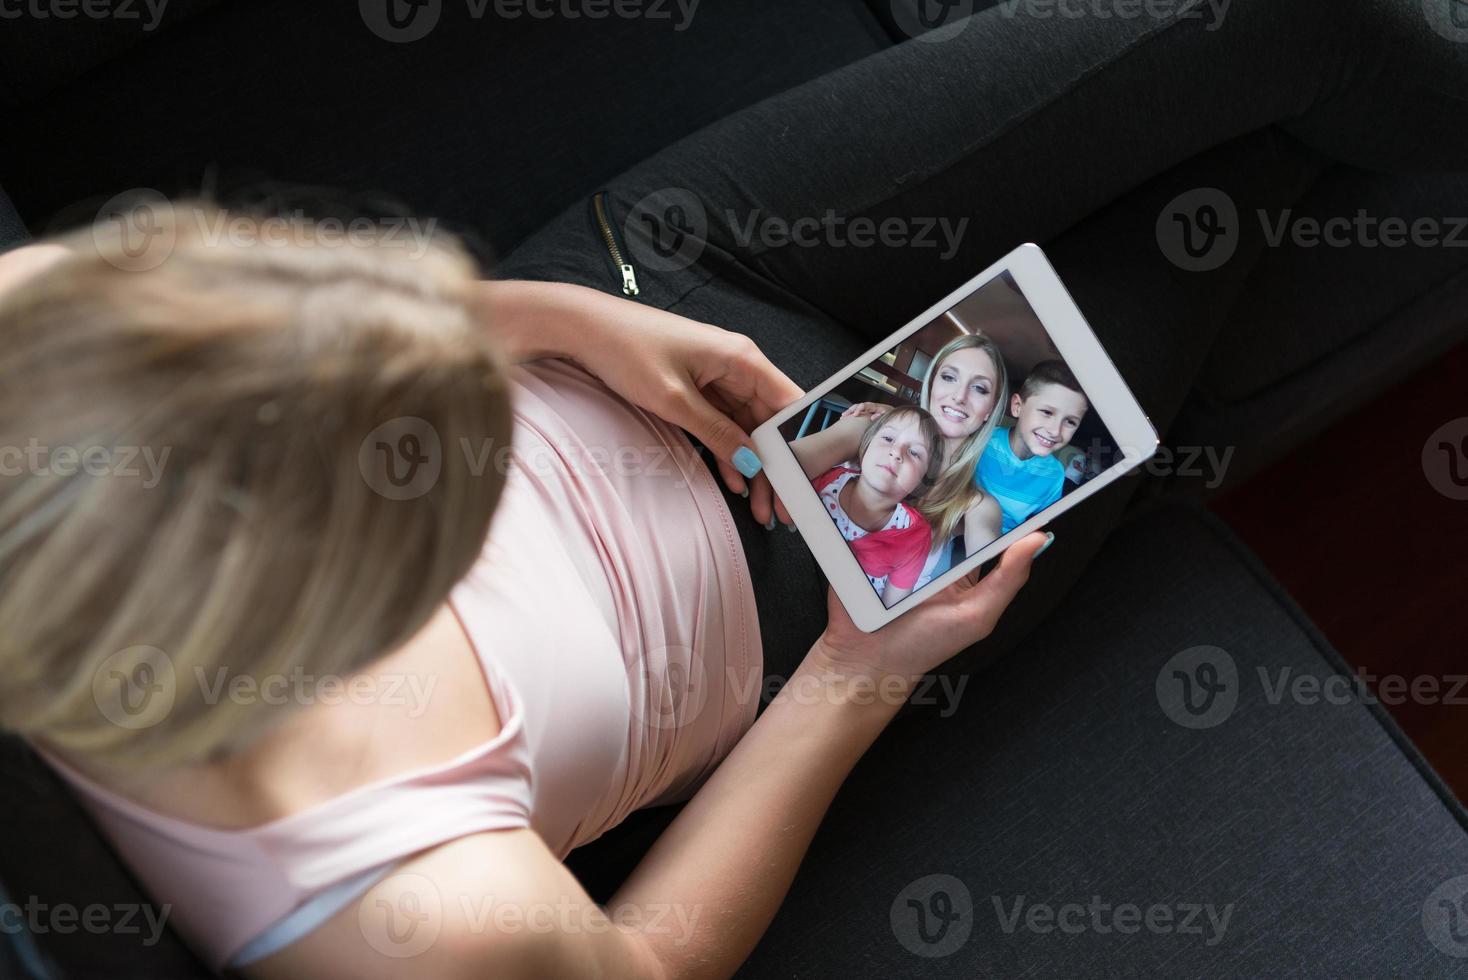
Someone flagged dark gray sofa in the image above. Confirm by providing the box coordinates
[2,4,1467,977]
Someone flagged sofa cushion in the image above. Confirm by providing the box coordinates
[568,500,1468,977]
[735,499,1468,976]
[0,0,890,257]
[1172,166,1468,486]
[0,0,226,107]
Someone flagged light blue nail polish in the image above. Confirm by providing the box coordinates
[732,446,763,479]
[764,517,777,531]
[787,523,799,534]
[740,487,750,499]
[1034,531,1055,559]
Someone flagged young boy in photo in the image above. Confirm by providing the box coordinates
[804,406,942,607]
[977,360,1090,534]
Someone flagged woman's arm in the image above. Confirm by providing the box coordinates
[254,535,1050,980]
[962,494,1004,558]
[475,280,803,525]
[788,415,867,480]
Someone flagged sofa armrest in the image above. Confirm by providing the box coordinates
[0,185,29,252]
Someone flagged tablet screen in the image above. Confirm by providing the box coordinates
[779,271,1123,609]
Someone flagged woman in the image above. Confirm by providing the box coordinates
[4,2,1467,976]
[0,214,1048,979]
[790,333,1010,586]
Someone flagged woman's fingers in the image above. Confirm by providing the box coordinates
[773,492,792,527]
[715,457,749,498]
[667,386,764,486]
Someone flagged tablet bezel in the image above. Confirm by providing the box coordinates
[752,243,1159,632]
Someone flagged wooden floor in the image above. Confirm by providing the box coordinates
[1212,341,1468,800]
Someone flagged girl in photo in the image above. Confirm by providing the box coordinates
[796,406,943,607]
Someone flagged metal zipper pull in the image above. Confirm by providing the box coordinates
[592,191,640,297]
[618,263,640,296]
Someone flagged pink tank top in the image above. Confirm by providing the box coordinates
[33,359,763,971]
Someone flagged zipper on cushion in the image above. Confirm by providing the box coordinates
[592,191,640,296]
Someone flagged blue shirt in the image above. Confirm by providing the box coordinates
[977,431,1065,534]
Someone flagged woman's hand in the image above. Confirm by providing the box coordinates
[479,280,805,527]
[839,401,889,422]
[579,300,805,525]
[812,530,1053,689]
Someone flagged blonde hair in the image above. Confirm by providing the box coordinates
[0,201,511,770]
[917,332,1008,544]
[856,406,944,499]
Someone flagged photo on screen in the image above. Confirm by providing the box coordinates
[778,271,1122,608]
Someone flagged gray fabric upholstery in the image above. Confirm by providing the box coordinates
[1170,165,1468,487]
[729,499,1468,976]
[0,185,28,251]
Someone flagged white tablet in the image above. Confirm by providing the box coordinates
[752,243,1158,632]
